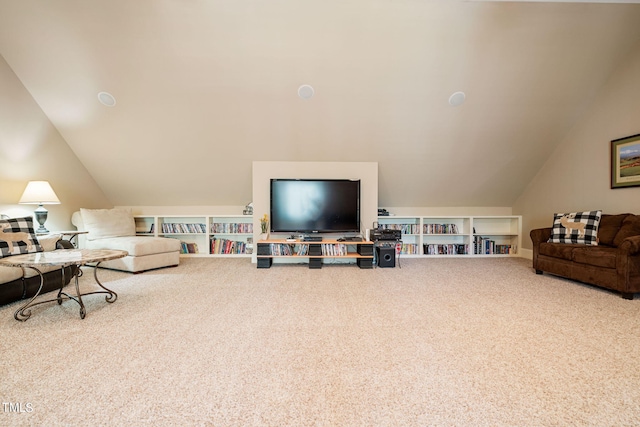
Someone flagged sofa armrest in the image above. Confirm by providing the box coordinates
[56,239,74,250]
[530,228,552,246]
[618,236,640,256]
[38,234,62,252]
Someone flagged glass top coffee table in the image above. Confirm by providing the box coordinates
[0,249,128,321]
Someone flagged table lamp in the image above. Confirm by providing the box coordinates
[19,181,60,233]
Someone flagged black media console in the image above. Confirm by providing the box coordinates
[257,239,374,269]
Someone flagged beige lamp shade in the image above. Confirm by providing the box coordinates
[19,181,60,205]
[19,181,60,233]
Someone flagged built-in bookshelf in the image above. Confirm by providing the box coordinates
[134,215,253,258]
[377,215,521,258]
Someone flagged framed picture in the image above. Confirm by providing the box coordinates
[611,133,640,189]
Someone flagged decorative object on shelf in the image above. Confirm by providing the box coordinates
[260,214,269,240]
[243,202,253,215]
[18,181,60,233]
[611,133,640,189]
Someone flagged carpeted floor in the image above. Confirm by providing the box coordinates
[1,257,640,426]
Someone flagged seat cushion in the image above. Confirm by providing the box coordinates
[539,242,581,261]
[0,266,24,283]
[572,246,617,269]
[85,236,181,257]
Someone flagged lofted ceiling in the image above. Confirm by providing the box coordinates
[1,0,640,208]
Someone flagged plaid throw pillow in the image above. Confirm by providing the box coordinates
[548,210,602,245]
[0,217,44,258]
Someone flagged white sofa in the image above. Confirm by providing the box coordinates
[71,208,180,273]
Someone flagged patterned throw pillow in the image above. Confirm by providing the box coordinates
[0,217,44,258]
[548,210,602,245]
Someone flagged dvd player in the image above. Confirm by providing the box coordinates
[370,229,402,241]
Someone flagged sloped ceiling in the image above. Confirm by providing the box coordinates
[1,0,639,207]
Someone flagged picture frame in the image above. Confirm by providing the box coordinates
[611,133,640,189]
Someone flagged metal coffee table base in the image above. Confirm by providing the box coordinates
[0,249,128,322]
[15,262,118,321]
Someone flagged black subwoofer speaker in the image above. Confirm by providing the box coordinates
[376,247,395,268]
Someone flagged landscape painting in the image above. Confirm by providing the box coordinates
[612,133,640,188]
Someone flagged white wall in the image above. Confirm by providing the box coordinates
[0,54,111,230]
[513,41,640,250]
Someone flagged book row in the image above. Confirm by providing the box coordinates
[179,239,252,254]
[268,243,308,256]
[424,244,469,255]
[380,224,420,234]
[423,223,460,235]
[264,243,352,257]
[211,237,250,255]
[399,243,419,255]
[474,236,516,255]
[210,222,253,234]
[162,222,254,234]
[321,244,348,257]
[162,223,207,234]
[380,224,460,234]
[380,223,461,235]
[180,242,199,254]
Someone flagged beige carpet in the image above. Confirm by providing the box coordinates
[1,257,640,426]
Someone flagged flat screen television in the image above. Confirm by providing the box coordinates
[270,179,361,234]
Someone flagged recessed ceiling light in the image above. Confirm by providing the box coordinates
[98,91,116,107]
[448,91,466,107]
[298,85,314,100]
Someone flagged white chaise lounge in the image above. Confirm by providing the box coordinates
[72,208,180,273]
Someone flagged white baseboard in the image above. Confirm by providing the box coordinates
[520,248,533,260]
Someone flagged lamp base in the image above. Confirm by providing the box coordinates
[34,205,49,234]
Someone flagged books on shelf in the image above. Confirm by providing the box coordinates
[162,223,206,234]
[321,244,347,257]
[267,243,309,256]
[380,223,420,234]
[211,237,249,255]
[210,222,253,234]
[265,243,351,257]
[473,236,516,255]
[423,223,459,234]
[180,242,199,254]
[423,244,468,255]
[399,243,419,255]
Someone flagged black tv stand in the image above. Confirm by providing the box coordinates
[303,236,323,242]
[256,238,374,269]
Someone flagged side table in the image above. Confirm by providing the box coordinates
[37,230,88,247]
[0,249,127,321]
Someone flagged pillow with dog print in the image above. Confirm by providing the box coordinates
[0,217,43,258]
[548,210,602,245]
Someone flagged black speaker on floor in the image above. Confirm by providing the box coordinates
[376,247,395,268]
